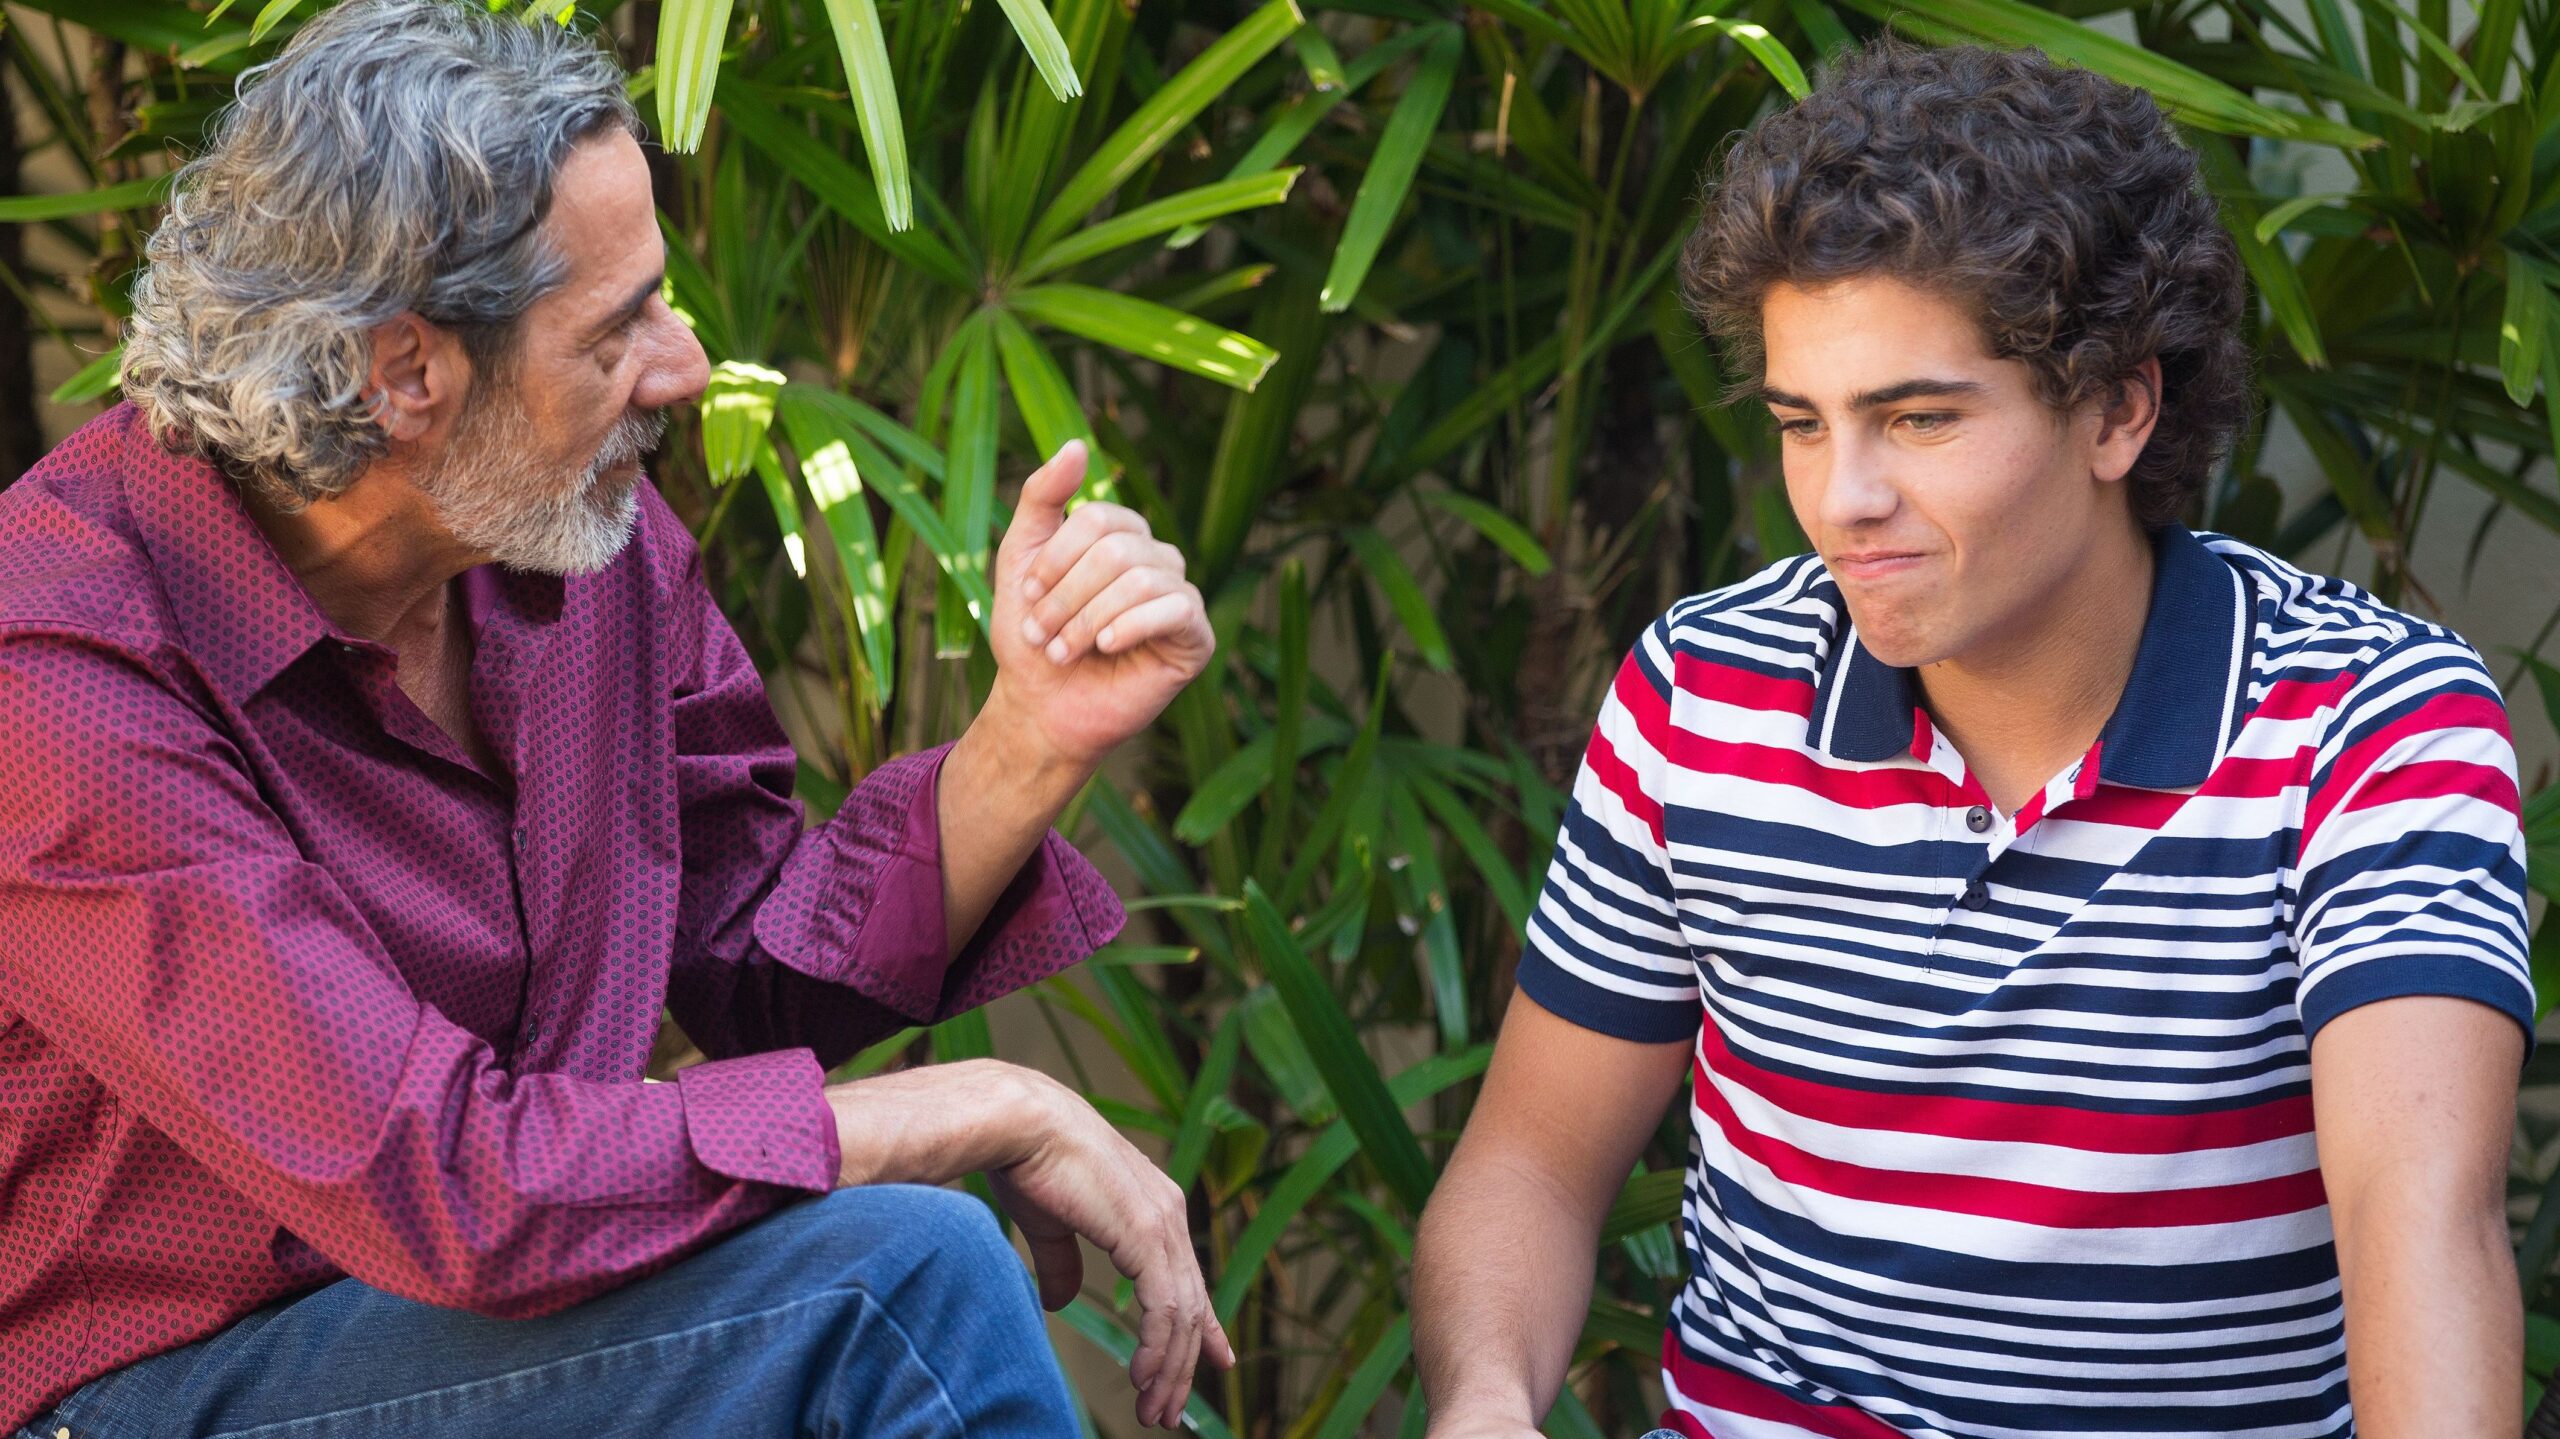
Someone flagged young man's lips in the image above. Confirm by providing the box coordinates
[1832,552,1929,580]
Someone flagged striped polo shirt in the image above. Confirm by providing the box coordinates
[1517,525,2535,1439]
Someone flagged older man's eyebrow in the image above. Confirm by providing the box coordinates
[1745,378,1988,412]
[586,268,667,346]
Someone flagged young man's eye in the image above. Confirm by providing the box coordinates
[1775,416,1823,440]
[1899,411,1954,433]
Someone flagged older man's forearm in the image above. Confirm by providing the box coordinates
[935,682,1095,960]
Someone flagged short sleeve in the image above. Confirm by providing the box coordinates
[2292,633,2536,1051]
[1514,617,1702,1043]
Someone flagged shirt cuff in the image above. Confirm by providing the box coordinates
[676,1047,839,1193]
[748,741,1127,1025]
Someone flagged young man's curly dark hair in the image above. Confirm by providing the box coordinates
[1681,42,2251,528]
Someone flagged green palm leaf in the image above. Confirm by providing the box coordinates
[813,0,914,231]
[1010,284,1280,391]
[1241,880,1437,1215]
[1320,25,1462,314]
[990,0,1084,102]
[1026,0,1304,256]
[1836,0,2378,147]
[651,0,733,152]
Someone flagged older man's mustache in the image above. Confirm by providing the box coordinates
[591,408,669,481]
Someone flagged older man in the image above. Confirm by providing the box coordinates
[0,2,1226,1435]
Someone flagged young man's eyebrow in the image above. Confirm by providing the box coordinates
[1746,378,1988,412]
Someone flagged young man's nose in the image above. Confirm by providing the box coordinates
[1814,435,1901,531]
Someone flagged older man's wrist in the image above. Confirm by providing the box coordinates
[967,680,1100,791]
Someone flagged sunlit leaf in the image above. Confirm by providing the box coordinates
[774,386,900,707]
[1011,283,1280,391]
[813,0,914,230]
[699,361,785,486]
[1025,168,1303,278]
[990,0,1084,102]
[652,0,734,152]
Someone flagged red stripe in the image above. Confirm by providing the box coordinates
[1691,1051,2327,1228]
[2251,670,2359,724]
[1666,732,1966,811]
[1675,652,1818,716]
[2064,785,2189,828]
[1587,730,1666,847]
[1698,1022,2315,1156]
[1661,1341,1913,1439]
[2013,786,2048,832]
[2342,757,2520,818]
[2194,753,2309,801]
[2304,692,2512,842]
[1615,655,1675,756]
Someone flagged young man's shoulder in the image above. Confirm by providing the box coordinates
[1623,551,1837,679]
[2198,530,2499,697]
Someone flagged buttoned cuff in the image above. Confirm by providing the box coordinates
[677,1047,839,1192]
[748,742,1126,1025]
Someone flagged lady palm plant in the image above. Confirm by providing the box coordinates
[5,0,2559,1428]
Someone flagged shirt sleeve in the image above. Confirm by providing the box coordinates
[2292,632,2537,1050]
[1514,616,1702,1043]
[659,523,1123,1072]
[0,627,833,1320]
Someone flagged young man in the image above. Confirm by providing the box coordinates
[1413,43,2532,1439]
[0,1,1225,1434]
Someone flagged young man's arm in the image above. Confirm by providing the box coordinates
[1414,993,1693,1437]
[2311,995,2523,1439]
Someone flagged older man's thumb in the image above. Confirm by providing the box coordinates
[1009,440,1087,546]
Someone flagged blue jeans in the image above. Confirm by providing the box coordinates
[12,1185,1081,1439]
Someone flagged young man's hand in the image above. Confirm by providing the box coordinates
[984,440,1212,771]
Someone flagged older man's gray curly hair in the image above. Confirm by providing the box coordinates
[121,0,639,508]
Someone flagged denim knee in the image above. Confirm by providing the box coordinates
[809,1184,1032,1305]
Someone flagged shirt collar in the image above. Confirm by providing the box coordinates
[118,413,335,705]
[116,408,569,706]
[1811,525,2253,790]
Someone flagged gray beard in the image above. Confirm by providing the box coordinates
[420,404,664,577]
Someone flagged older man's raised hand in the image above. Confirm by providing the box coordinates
[989,440,1213,765]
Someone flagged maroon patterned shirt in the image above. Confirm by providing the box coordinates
[0,405,1125,1429]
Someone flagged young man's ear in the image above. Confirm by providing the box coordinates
[2091,355,2164,485]
[363,312,471,446]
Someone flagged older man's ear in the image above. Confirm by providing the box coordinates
[363,312,470,448]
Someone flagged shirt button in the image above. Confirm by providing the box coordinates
[1959,881,1990,911]
[1965,805,1992,833]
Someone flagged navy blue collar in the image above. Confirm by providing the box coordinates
[1810,526,2253,790]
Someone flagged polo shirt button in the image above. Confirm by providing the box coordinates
[1965,805,1992,833]
[1959,881,1989,911]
